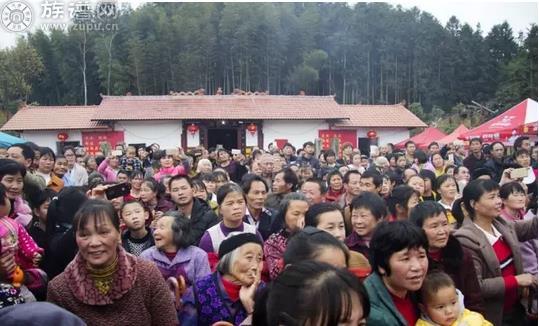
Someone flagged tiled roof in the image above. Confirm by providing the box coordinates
[1,106,108,131]
[1,97,427,131]
[94,95,347,120]
[334,104,427,128]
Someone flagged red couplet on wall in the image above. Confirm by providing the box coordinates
[82,131,125,155]
[318,130,357,155]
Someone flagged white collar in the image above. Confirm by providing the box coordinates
[473,222,502,245]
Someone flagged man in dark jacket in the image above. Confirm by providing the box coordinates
[169,175,219,245]
[483,141,506,182]
[295,141,320,174]
[463,137,486,173]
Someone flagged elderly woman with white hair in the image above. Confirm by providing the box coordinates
[195,158,213,175]
[183,233,264,325]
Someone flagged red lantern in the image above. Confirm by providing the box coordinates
[57,132,69,141]
[187,123,199,135]
[247,123,257,136]
[367,130,377,139]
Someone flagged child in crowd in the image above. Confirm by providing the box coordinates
[0,183,44,303]
[416,272,492,326]
[120,145,143,173]
[120,200,154,256]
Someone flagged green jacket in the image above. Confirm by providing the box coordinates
[364,273,409,326]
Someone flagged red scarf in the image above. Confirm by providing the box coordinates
[221,277,241,302]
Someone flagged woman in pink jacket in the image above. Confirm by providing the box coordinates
[153,150,186,182]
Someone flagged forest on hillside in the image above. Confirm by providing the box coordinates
[0,2,536,128]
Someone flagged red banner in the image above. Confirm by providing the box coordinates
[82,131,125,155]
[318,130,357,156]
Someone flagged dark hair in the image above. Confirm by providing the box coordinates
[305,203,342,227]
[117,169,129,178]
[462,179,500,219]
[120,199,145,212]
[451,198,467,229]
[387,185,417,217]
[163,210,192,249]
[73,199,120,235]
[277,168,299,192]
[435,174,458,193]
[343,170,361,184]
[62,146,75,156]
[38,147,56,162]
[0,184,7,206]
[216,182,244,206]
[419,169,437,190]
[428,142,439,150]
[350,192,387,221]
[191,178,207,192]
[271,192,308,233]
[405,141,416,148]
[499,181,526,199]
[515,148,530,159]
[0,159,26,179]
[283,142,295,151]
[168,174,193,190]
[303,141,315,149]
[129,170,144,180]
[254,261,370,326]
[27,188,57,210]
[370,221,428,276]
[471,167,492,180]
[326,170,342,184]
[283,227,349,266]
[361,170,383,188]
[409,201,447,228]
[489,141,505,152]
[469,137,482,145]
[302,178,327,194]
[418,271,455,304]
[414,150,428,164]
[323,149,336,161]
[212,170,229,182]
[513,136,529,150]
[454,165,468,177]
[241,174,269,194]
[141,177,165,198]
[8,143,34,160]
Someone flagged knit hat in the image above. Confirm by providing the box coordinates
[218,233,263,258]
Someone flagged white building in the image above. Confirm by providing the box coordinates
[2,94,426,155]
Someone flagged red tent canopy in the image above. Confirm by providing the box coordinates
[438,124,470,145]
[395,127,447,149]
[459,98,538,142]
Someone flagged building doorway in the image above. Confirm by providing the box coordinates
[207,128,239,150]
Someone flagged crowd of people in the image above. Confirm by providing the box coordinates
[0,136,536,326]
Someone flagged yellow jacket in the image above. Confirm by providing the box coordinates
[416,308,493,326]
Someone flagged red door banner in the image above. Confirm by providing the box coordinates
[82,131,125,155]
[318,130,357,156]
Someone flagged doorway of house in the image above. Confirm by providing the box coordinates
[207,128,238,150]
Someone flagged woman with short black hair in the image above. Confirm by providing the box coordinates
[364,220,429,325]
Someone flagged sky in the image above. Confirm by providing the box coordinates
[0,1,537,49]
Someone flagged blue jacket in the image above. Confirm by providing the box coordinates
[364,273,409,326]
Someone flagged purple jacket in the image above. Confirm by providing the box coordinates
[139,245,211,302]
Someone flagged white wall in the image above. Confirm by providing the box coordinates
[22,130,82,152]
[263,120,329,150]
[354,127,410,145]
[115,120,183,148]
